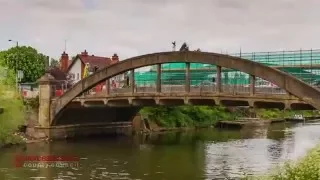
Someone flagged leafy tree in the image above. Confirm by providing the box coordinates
[50,58,59,68]
[0,46,46,83]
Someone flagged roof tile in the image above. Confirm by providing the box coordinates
[80,55,112,69]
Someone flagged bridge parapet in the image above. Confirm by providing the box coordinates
[78,84,286,98]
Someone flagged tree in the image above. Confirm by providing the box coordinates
[50,58,60,68]
[0,46,47,83]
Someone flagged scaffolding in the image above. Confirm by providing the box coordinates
[134,49,320,86]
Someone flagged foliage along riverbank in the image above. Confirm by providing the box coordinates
[140,106,316,128]
[140,105,237,128]
[242,144,320,180]
[0,83,25,147]
[0,45,48,148]
[256,108,315,120]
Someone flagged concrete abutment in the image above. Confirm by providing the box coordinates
[36,73,140,139]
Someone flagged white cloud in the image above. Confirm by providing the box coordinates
[1,0,320,60]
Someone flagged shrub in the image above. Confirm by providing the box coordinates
[242,145,320,180]
[140,105,235,128]
[0,84,25,146]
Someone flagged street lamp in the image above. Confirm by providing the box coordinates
[8,39,22,91]
[8,39,19,47]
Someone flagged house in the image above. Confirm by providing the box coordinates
[59,50,126,88]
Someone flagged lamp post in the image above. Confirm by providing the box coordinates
[8,39,19,47]
[8,39,21,91]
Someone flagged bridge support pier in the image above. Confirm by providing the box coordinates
[37,73,55,128]
[248,101,256,118]
[249,106,257,118]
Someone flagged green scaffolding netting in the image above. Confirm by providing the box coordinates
[133,49,320,86]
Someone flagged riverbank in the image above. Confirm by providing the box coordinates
[139,105,236,129]
[0,84,26,148]
[139,106,318,132]
[242,144,320,180]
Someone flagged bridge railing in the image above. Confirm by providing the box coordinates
[222,85,250,94]
[255,87,286,94]
[70,85,288,98]
[48,81,314,99]
[135,80,156,93]
[46,78,295,99]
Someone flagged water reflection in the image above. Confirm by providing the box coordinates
[204,122,320,179]
[0,122,319,180]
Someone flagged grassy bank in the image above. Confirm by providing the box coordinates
[242,145,320,180]
[0,84,25,147]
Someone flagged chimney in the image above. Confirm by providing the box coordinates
[112,53,119,63]
[81,50,88,56]
[60,51,69,72]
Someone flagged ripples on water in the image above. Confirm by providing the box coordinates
[0,122,319,180]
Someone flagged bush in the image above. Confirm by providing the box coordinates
[140,105,235,128]
[0,84,25,146]
[256,109,316,120]
[270,145,320,180]
[242,145,320,180]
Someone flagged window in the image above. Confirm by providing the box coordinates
[77,73,79,80]
[69,73,75,80]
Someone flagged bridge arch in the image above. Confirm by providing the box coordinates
[52,51,320,122]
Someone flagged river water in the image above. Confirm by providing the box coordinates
[0,121,320,180]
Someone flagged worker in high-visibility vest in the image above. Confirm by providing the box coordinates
[83,63,90,94]
[83,63,89,79]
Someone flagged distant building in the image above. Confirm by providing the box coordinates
[59,50,125,88]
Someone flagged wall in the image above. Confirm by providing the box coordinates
[68,57,82,83]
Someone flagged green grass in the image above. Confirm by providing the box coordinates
[0,84,25,146]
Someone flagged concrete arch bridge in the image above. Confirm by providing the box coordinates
[36,51,320,139]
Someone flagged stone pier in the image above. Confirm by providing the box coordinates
[37,73,55,128]
[34,73,135,140]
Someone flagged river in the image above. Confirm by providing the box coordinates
[0,121,320,180]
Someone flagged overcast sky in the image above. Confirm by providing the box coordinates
[1,0,320,59]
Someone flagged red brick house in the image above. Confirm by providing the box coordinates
[60,50,119,83]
